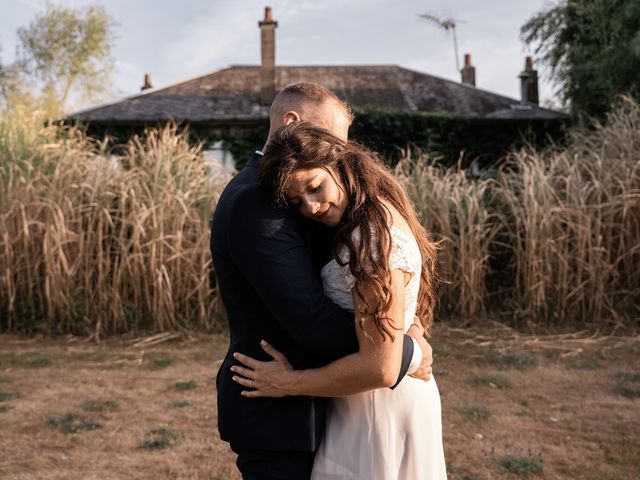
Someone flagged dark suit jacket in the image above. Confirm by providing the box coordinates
[210,152,414,452]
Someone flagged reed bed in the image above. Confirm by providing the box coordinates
[1,97,638,335]
[398,96,640,326]
[0,113,226,335]
[396,156,500,318]
[496,97,640,326]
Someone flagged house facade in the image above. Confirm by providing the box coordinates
[69,7,569,169]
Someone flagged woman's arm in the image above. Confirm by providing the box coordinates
[231,268,408,397]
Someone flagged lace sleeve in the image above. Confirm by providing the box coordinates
[339,226,419,291]
[389,227,420,276]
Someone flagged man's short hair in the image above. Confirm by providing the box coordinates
[271,82,354,123]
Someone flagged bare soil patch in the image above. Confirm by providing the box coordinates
[0,323,638,479]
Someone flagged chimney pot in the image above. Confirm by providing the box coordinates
[141,73,153,91]
[525,56,534,71]
[519,56,539,105]
[461,52,476,87]
[264,6,272,21]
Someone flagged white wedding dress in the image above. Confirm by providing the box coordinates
[311,226,447,480]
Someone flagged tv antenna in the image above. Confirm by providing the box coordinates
[419,13,465,72]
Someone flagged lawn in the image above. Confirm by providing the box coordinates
[0,323,638,479]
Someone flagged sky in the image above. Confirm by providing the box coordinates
[0,0,560,110]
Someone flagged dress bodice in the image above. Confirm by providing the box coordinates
[314,226,447,480]
[320,226,422,333]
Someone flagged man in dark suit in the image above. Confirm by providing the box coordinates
[210,83,432,480]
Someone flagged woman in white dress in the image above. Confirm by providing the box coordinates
[230,122,447,480]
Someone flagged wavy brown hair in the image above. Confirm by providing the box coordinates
[260,122,438,339]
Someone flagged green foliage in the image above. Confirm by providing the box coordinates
[0,391,22,402]
[349,108,450,159]
[521,0,640,121]
[494,353,538,370]
[616,386,640,399]
[351,108,567,167]
[615,372,640,383]
[173,380,197,391]
[221,121,269,169]
[0,57,34,111]
[501,455,544,476]
[565,358,602,370]
[28,357,52,368]
[81,400,119,413]
[455,404,492,420]
[47,414,102,433]
[139,427,177,449]
[615,371,640,398]
[218,109,566,170]
[469,375,512,389]
[151,357,174,369]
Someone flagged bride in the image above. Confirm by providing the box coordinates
[230,122,447,479]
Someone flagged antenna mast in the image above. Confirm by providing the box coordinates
[419,13,464,72]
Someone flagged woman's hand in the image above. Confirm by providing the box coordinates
[407,318,425,339]
[230,340,296,397]
[407,320,433,381]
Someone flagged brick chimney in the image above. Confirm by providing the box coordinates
[518,56,539,105]
[141,73,153,92]
[258,7,278,106]
[461,53,476,86]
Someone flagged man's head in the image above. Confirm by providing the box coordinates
[267,83,354,144]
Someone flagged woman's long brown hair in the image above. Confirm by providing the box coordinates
[260,122,438,339]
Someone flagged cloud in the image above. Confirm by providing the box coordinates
[3,0,560,104]
[164,0,267,73]
[114,59,143,97]
[161,0,386,73]
[15,0,44,11]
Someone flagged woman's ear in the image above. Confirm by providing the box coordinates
[283,111,301,125]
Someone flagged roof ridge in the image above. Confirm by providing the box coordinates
[67,66,238,117]
[393,65,525,108]
[66,64,569,121]
[393,65,568,114]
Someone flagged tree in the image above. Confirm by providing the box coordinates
[521,0,640,121]
[0,51,17,101]
[12,3,116,114]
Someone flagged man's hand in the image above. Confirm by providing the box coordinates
[407,321,433,381]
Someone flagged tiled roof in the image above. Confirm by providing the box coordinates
[69,65,567,123]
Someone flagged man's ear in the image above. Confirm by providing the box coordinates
[283,111,301,125]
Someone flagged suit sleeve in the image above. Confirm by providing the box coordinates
[229,200,357,362]
[229,199,414,380]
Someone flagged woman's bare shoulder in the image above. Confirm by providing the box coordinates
[381,201,413,238]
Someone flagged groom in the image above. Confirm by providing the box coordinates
[210,82,433,479]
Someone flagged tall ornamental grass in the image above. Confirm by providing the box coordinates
[1,97,638,334]
[0,112,226,335]
[396,157,500,318]
[398,96,639,326]
[496,97,640,325]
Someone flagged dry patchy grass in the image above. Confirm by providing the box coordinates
[0,332,238,480]
[0,324,638,479]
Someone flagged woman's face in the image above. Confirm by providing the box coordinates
[285,167,348,227]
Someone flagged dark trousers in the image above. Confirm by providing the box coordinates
[231,445,316,480]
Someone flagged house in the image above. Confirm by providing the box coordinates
[69,7,569,169]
